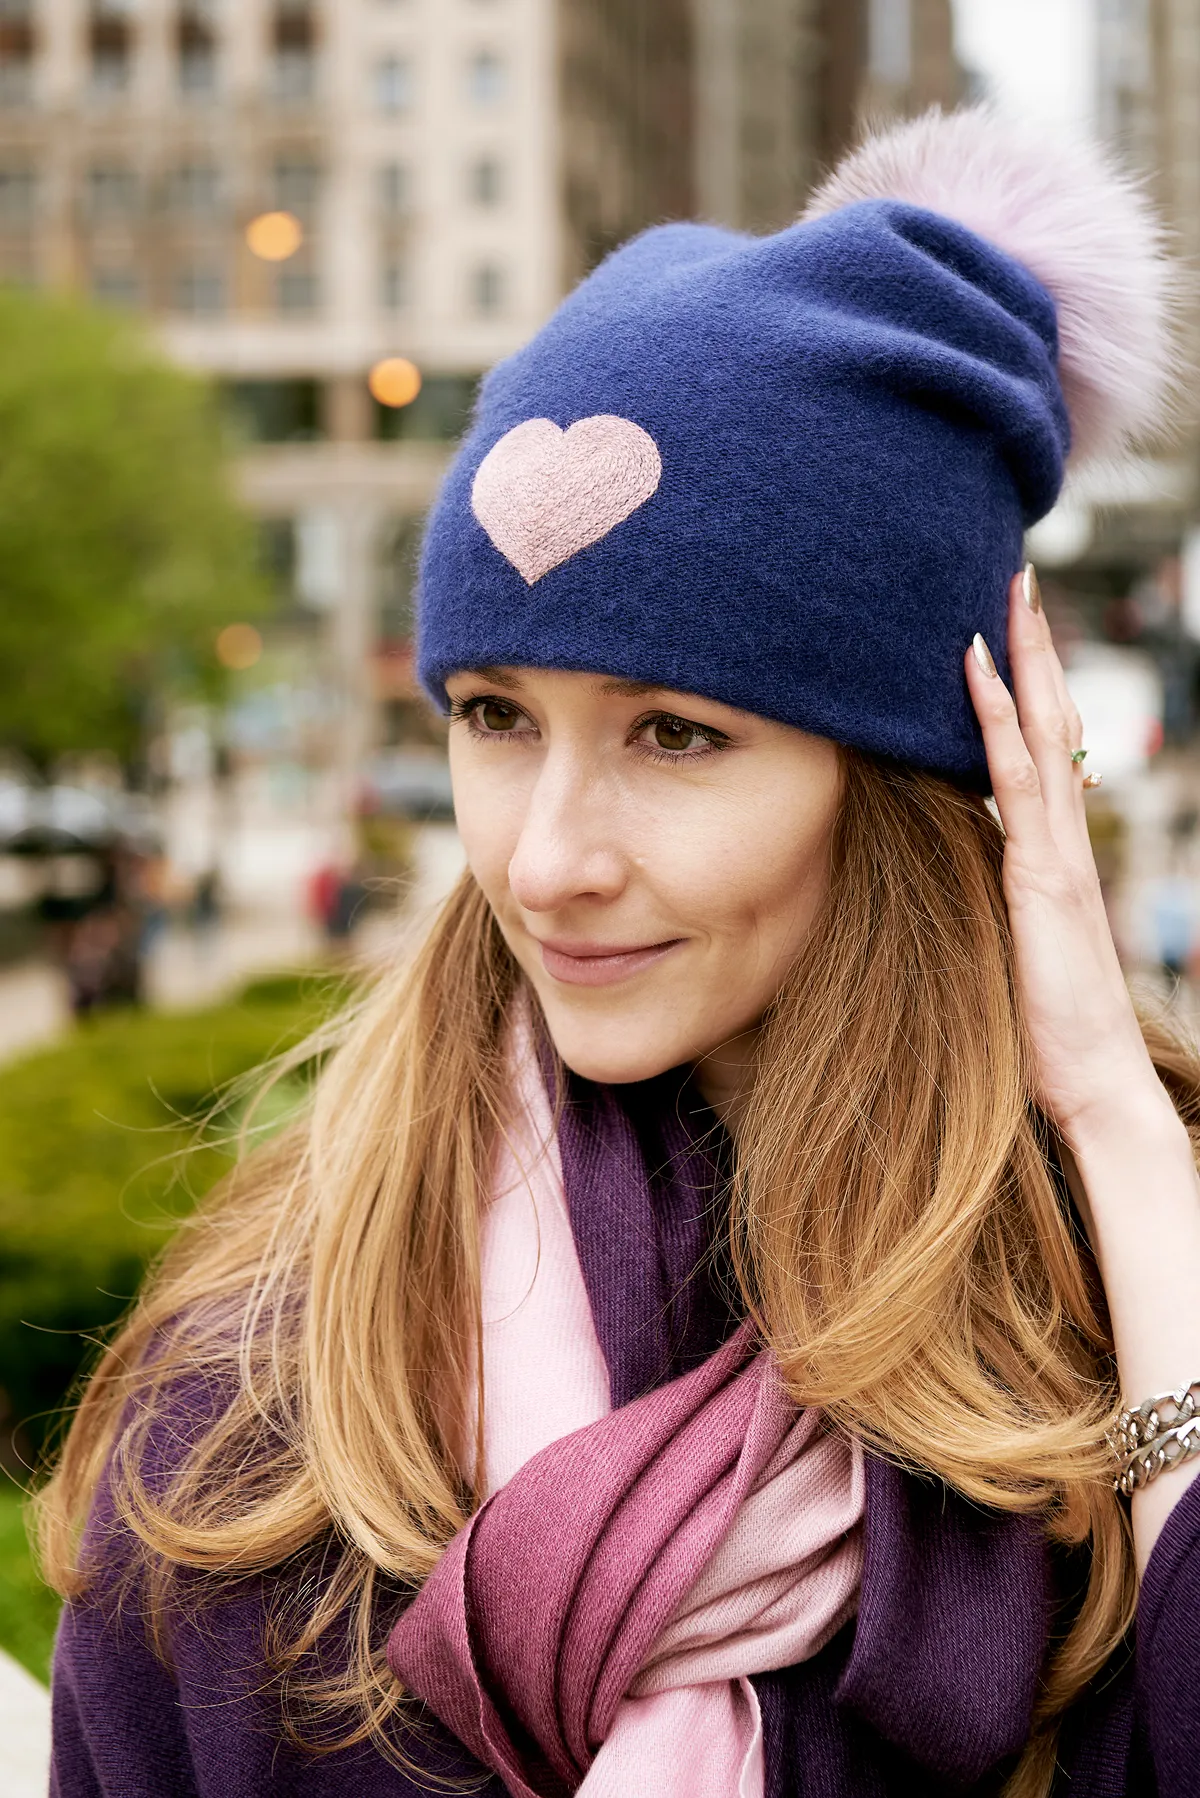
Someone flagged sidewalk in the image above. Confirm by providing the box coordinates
[0,910,321,1071]
[0,825,466,1072]
[0,960,70,1066]
[0,1649,50,1797]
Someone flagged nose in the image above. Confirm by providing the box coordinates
[506,753,629,913]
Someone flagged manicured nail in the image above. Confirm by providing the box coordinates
[972,632,997,677]
[1022,562,1042,614]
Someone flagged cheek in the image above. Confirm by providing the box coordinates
[448,741,520,896]
[669,783,836,954]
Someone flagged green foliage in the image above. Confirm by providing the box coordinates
[0,1484,59,1681]
[0,975,343,1468]
[0,287,269,765]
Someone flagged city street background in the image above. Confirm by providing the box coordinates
[1,2,1197,1791]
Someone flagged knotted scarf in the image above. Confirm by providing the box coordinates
[388,1029,865,1796]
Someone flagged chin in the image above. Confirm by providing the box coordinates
[538,1002,688,1087]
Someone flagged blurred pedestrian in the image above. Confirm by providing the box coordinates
[40,846,144,1017]
[309,859,368,944]
[190,866,222,935]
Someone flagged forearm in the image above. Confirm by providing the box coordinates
[1067,1075,1200,1573]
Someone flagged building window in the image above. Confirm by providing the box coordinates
[374,55,412,113]
[378,161,410,214]
[380,259,407,311]
[175,267,224,314]
[273,156,321,218]
[471,262,503,315]
[92,267,140,308]
[467,51,504,104]
[91,50,132,97]
[469,155,501,205]
[0,163,35,219]
[373,373,479,443]
[178,4,218,97]
[273,45,314,100]
[277,267,317,312]
[90,5,134,97]
[0,0,32,108]
[86,163,139,217]
[271,1,315,102]
[376,514,423,645]
[867,0,912,86]
[165,161,222,215]
[179,42,216,93]
[224,378,322,443]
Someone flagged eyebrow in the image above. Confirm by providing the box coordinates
[460,666,673,701]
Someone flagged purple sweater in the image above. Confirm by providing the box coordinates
[51,1069,1194,1796]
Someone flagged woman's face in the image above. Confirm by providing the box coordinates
[446,666,842,1111]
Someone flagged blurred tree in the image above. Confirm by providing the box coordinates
[0,288,267,768]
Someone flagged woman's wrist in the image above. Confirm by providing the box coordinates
[1059,1073,1199,1285]
[1057,1064,1187,1174]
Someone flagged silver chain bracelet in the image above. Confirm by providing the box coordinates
[1109,1382,1200,1495]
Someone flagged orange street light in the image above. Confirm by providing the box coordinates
[368,356,422,408]
[245,210,304,262]
[216,623,264,671]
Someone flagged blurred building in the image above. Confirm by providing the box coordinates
[1028,1,1200,753]
[1097,0,1200,272]
[0,0,703,780]
[692,0,965,231]
[1096,0,1200,435]
[0,0,964,789]
[1064,3,1199,621]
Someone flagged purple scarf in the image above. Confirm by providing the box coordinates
[500,1065,1070,1793]
[386,1042,863,1794]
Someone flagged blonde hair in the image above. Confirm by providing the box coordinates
[37,750,1200,1794]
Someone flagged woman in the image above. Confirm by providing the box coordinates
[41,109,1200,1797]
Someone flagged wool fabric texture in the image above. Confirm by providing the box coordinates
[417,109,1172,791]
[387,1032,864,1797]
[50,1056,1191,1796]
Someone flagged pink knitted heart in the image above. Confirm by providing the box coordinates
[471,416,663,585]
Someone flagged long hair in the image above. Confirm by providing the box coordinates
[37,750,1200,1795]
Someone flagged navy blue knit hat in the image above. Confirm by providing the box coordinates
[418,110,1173,789]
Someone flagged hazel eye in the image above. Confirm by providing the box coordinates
[476,699,523,733]
[652,715,702,753]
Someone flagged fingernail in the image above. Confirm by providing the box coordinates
[1022,562,1042,614]
[972,632,997,677]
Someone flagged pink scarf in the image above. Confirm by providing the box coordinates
[388,1036,865,1796]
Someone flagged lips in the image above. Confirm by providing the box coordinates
[536,937,683,988]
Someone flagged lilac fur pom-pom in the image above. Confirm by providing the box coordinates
[803,106,1178,464]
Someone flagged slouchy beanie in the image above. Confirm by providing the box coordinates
[417,108,1174,789]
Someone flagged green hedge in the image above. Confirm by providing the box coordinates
[0,1484,61,1679]
[0,971,348,1685]
[0,973,342,1469]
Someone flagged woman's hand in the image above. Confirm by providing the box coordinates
[967,565,1200,1570]
[964,566,1157,1143]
